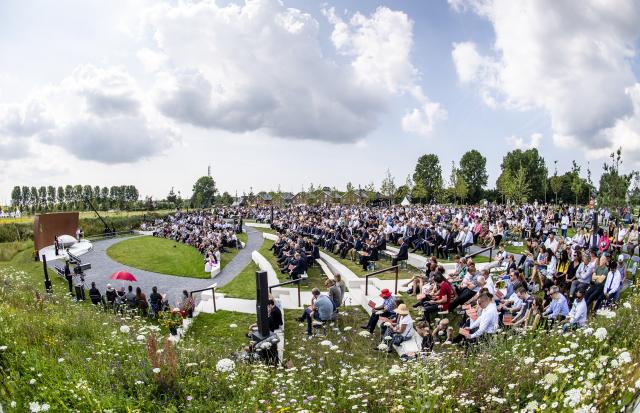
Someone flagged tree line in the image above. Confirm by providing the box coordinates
[10,185,140,213]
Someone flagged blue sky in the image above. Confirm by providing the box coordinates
[0,0,639,203]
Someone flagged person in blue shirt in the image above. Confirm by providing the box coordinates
[543,286,570,328]
[361,289,396,334]
[298,288,334,335]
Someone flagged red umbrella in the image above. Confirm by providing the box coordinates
[111,271,137,282]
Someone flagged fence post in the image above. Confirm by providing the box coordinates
[489,247,493,261]
[365,274,369,296]
[297,282,301,308]
[394,266,399,294]
[212,287,217,312]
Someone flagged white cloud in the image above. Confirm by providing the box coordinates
[506,132,542,150]
[402,101,447,136]
[588,83,640,166]
[451,0,640,156]
[144,0,442,141]
[0,64,176,164]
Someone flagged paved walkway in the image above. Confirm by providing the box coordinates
[48,226,263,306]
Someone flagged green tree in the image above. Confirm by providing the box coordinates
[380,169,397,202]
[192,176,217,208]
[167,187,178,206]
[57,186,65,209]
[549,161,563,205]
[459,149,488,203]
[364,182,377,204]
[38,186,47,211]
[46,186,56,209]
[413,154,443,202]
[411,180,428,204]
[598,148,637,209]
[343,182,358,205]
[454,173,469,204]
[569,161,584,207]
[10,186,20,207]
[497,148,547,202]
[21,186,29,208]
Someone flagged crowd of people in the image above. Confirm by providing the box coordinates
[252,203,637,354]
[152,210,243,271]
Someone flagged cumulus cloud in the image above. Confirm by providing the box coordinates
[450,0,640,157]
[144,0,442,141]
[506,132,542,150]
[0,64,176,163]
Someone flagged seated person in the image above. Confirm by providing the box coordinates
[105,284,117,305]
[379,304,414,353]
[299,288,334,336]
[149,286,163,314]
[542,286,570,326]
[125,285,137,309]
[361,289,396,334]
[561,290,587,330]
[452,292,498,344]
[418,273,453,325]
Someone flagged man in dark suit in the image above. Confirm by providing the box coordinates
[392,237,410,266]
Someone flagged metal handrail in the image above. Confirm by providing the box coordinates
[464,246,494,261]
[190,284,217,312]
[364,265,399,296]
[269,276,307,307]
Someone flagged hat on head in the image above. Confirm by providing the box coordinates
[618,255,624,262]
[106,284,113,290]
[379,288,392,299]
[395,303,410,315]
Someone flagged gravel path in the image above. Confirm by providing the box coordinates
[47,226,263,305]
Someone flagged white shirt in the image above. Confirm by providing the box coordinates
[398,314,414,338]
[469,302,499,339]
[603,270,622,296]
[561,216,570,230]
[544,237,559,253]
[568,299,588,326]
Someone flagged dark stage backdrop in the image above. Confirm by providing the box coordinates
[33,212,79,252]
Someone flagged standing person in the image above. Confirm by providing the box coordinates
[62,259,73,294]
[326,278,342,309]
[626,224,638,256]
[71,268,85,301]
[88,282,101,305]
[334,273,346,303]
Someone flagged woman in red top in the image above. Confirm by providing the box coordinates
[419,273,453,325]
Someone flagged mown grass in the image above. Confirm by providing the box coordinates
[1,240,640,411]
[219,261,261,299]
[0,240,33,262]
[107,236,208,278]
[185,310,255,352]
[258,239,328,290]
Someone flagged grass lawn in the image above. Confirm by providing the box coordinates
[252,226,278,235]
[0,240,33,261]
[323,249,417,281]
[219,261,261,299]
[184,310,255,354]
[219,232,248,269]
[283,306,397,369]
[107,236,209,278]
[258,239,328,290]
